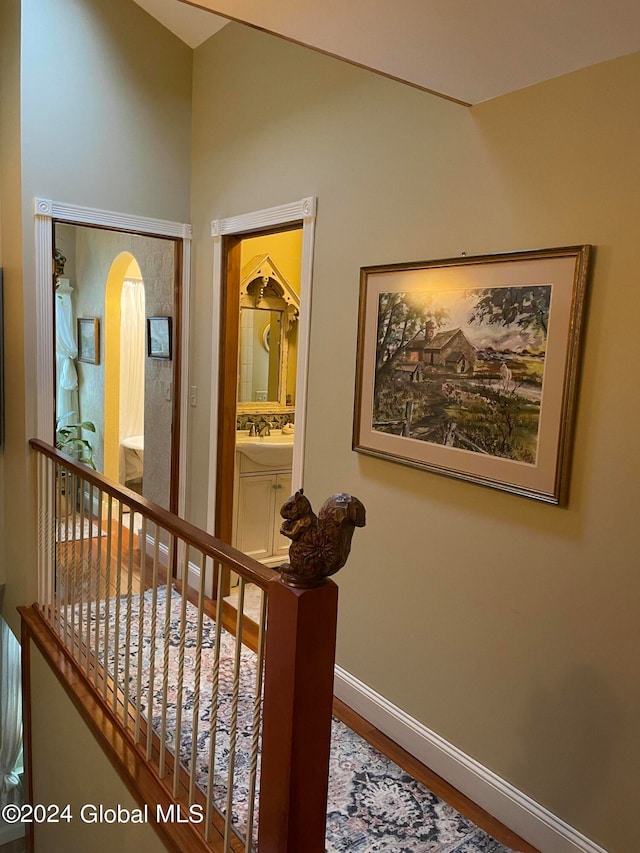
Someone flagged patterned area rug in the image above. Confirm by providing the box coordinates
[56,516,103,542]
[89,587,517,853]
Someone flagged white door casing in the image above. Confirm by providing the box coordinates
[34,197,192,518]
[207,197,317,535]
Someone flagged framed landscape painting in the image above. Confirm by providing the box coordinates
[353,246,591,504]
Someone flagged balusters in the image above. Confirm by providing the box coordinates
[245,586,267,852]
[30,440,298,853]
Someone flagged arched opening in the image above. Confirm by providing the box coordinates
[103,253,146,490]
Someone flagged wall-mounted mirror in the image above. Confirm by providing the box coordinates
[238,308,282,404]
[237,255,299,414]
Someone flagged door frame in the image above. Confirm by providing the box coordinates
[207,197,317,541]
[34,197,192,517]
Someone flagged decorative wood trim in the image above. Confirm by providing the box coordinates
[34,197,192,239]
[292,211,315,483]
[207,197,316,540]
[215,237,242,552]
[34,197,192,518]
[210,197,315,238]
[178,237,191,521]
[334,666,608,853]
[206,233,224,536]
[34,213,54,442]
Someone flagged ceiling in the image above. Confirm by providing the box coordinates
[133,0,640,104]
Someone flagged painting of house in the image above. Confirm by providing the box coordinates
[406,322,477,374]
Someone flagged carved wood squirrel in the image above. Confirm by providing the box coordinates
[278,489,366,587]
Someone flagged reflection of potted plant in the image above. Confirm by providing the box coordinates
[55,414,97,520]
[55,413,97,469]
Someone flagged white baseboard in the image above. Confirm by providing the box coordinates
[141,533,211,596]
[334,666,607,853]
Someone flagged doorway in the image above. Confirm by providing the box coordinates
[208,197,317,593]
[229,229,301,565]
[35,197,191,520]
[53,222,182,514]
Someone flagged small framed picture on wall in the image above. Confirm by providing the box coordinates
[147,316,172,360]
[77,317,100,365]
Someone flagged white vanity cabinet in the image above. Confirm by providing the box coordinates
[233,451,292,563]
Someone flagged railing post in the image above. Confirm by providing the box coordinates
[258,576,338,853]
[258,489,365,853]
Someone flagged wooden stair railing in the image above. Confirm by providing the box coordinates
[24,439,365,853]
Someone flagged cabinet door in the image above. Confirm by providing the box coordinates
[272,473,293,558]
[236,474,276,561]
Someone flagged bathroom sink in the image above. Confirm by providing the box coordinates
[121,435,144,451]
[236,434,294,467]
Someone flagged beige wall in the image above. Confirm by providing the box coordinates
[30,643,169,852]
[0,1,191,835]
[0,0,22,608]
[190,25,640,851]
[0,0,192,631]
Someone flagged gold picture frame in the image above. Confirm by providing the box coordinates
[353,246,591,505]
[77,317,100,365]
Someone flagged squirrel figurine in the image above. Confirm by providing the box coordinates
[278,489,366,587]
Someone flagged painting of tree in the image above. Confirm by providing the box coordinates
[375,292,448,380]
[468,286,551,334]
[372,284,552,465]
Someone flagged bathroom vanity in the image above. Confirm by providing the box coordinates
[229,252,300,565]
[232,432,293,563]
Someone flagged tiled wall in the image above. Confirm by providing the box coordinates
[236,412,294,431]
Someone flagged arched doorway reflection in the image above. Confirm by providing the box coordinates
[104,254,146,492]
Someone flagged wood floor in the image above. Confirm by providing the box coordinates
[53,526,538,852]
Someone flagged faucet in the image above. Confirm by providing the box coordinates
[247,421,257,437]
[258,421,272,437]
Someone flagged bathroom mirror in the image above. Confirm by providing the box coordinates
[237,255,299,414]
[237,308,282,404]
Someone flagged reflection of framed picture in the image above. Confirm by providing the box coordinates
[353,246,591,505]
[147,316,172,360]
[77,317,100,365]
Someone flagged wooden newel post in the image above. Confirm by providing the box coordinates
[257,490,366,853]
[258,578,339,853]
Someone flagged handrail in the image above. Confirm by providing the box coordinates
[29,438,277,590]
[28,437,366,852]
